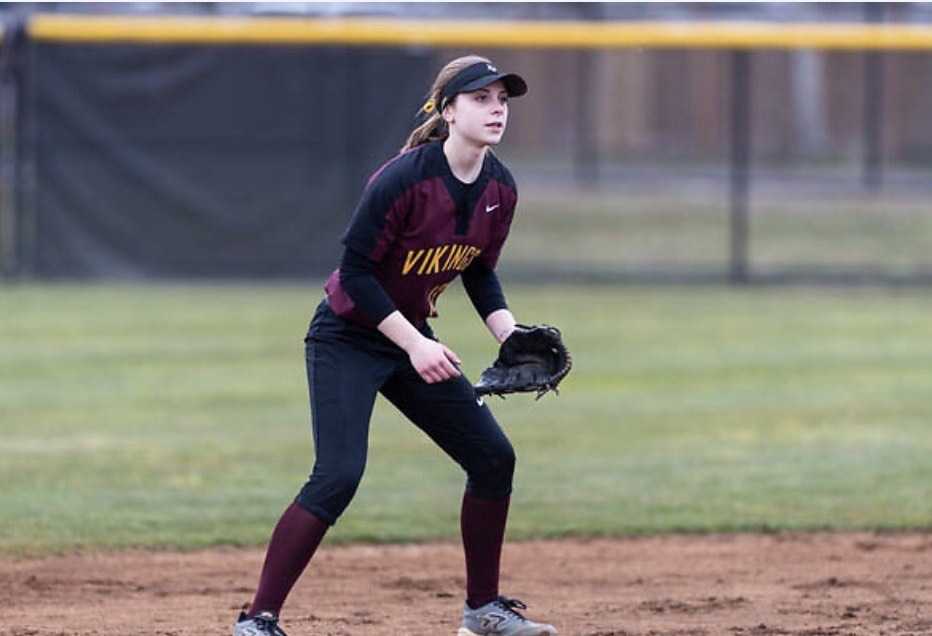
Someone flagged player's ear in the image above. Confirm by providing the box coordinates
[442,101,456,125]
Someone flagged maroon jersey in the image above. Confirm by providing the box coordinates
[325,141,517,328]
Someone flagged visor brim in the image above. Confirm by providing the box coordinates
[458,72,528,98]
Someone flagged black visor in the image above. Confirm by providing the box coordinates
[440,61,528,111]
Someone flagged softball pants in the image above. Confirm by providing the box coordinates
[295,300,515,525]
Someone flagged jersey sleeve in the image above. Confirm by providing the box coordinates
[341,168,411,263]
[338,246,398,325]
[461,260,508,319]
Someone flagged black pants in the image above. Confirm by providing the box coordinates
[296,301,515,525]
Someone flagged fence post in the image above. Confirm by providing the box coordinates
[863,2,885,191]
[729,50,751,284]
[0,19,25,279]
[574,3,603,188]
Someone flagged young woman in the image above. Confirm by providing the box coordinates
[234,55,557,636]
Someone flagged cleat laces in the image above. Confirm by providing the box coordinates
[493,596,529,621]
[252,612,287,636]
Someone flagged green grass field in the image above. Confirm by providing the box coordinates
[513,188,932,272]
[2,283,932,555]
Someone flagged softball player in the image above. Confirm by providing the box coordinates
[234,55,557,636]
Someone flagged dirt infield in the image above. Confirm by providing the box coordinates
[3,532,932,636]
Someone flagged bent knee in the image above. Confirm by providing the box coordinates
[467,440,516,499]
[296,463,365,523]
[493,440,516,479]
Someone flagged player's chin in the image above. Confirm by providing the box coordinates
[466,128,504,148]
[481,128,505,145]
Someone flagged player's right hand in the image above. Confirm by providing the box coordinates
[407,337,462,384]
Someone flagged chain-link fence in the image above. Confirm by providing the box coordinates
[1,4,930,283]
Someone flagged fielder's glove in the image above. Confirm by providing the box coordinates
[474,324,572,399]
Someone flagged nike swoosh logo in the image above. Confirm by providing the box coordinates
[485,204,500,213]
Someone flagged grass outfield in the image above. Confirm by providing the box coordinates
[512,188,932,272]
[2,283,932,555]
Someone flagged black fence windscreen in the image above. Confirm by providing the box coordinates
[3,20,932,284]
[23,42,431,278]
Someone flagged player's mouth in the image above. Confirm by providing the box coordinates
[485,122,504,131]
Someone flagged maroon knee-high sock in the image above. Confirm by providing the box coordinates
[248,501,329,617]
[461,492,511,609]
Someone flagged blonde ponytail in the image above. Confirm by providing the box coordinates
[401,54,492,153]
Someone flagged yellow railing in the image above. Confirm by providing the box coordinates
[26,15,932,50]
